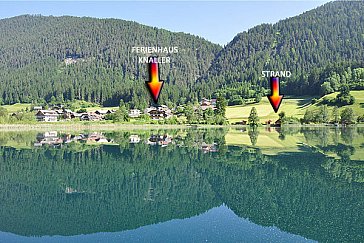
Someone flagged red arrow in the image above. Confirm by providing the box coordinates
[146,56,164,103]
[267,77,284,113]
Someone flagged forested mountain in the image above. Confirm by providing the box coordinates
[0,1,363,107]
[0,15,221,106]
[199,1,364,100]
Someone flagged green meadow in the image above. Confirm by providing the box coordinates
[1,90,363,125]
[2,103,31,113]
[226,90,364,123]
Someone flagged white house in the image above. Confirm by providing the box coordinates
[33,106,43,111]
[35,110,58,122]
[128,109,142,118]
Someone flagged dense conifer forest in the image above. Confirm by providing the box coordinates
[0,1,363,107]
[201,1,364,100]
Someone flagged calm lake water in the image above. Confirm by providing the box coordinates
[0,127,363,242]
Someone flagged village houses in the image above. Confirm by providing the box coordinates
[34,103,176,122]
[128,109,142,118]
[200,98,217,111]
[144,105,172,120]
[35,110,59,122]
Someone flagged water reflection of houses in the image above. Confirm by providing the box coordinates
[200,142,218,153]
[85,132,113,143]
[65,187,81,194]
[144,187,155,201]
[146,134,173,147]
[129,135,141,144]
[34,132,114,147]
[33,131,218,151]
[34,131,63,146]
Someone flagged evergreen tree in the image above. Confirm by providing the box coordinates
[340,108,355,124]
[248,107,259,127]
[184,104,195,124]
[113,105,129,122]
[215,95,227,117]
[319,105,330,123]
[332,106,339,123]
[201,1,364,99]
[248,128,259,146]
[203,108,214,124]
[278,111,286,123]
[0,15,220,106]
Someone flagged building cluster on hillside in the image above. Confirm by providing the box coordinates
[144,105,173,120]
[34,98,216,122]
[128,105,173,120]
[34,104,175,122]
[34,105,116,122]
[64,55,85,66]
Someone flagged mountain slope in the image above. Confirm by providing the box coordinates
[0,15,221,106]
[198,1,364,98]
[1,1,363,107]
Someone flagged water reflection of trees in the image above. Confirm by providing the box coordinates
[0,128,362,242]
[206,148,363,242]
[248,128,259,146]
[301,127,359,146]
[0,144,220,236]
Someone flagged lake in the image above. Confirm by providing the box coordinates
[0,127,363,242]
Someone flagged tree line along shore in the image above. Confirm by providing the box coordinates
[0,90,363,128]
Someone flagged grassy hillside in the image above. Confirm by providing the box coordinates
[226,90,364,123]
[309,90,364,115]
[226,97,312,123]
[0,101,117,114]
[2,103,31,113]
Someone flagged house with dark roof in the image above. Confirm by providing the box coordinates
[200,98,217,111]
[80,112,103,121]
[144,106,172,120]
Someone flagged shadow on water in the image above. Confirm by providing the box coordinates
[0,127,363,242]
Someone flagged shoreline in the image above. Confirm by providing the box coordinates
[0,123,362,131]
[0,123,189,131]
[0,123,228,131]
